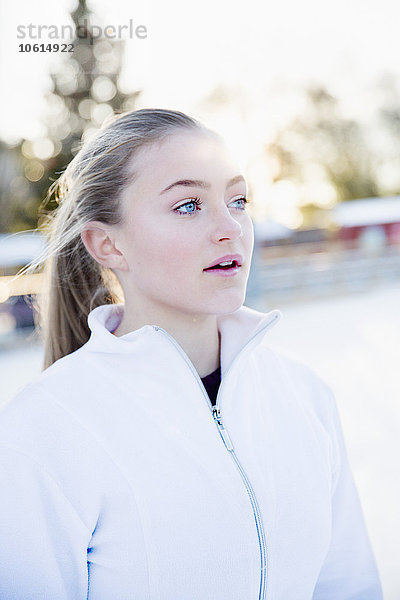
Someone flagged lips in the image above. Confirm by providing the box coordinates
[203,254,243,271]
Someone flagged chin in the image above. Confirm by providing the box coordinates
[206,288,247,315]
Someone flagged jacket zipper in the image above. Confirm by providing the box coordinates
[154,312,279,600]
[212,404,267,600]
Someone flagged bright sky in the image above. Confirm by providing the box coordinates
[1,0,399,141]
[0,0,399,224]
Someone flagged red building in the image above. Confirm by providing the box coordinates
[331,196,400,247]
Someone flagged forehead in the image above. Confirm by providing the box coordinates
[129,130,241,190]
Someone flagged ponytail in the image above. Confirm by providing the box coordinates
[37,237,123,370]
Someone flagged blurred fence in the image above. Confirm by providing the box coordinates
[246,245,400,305]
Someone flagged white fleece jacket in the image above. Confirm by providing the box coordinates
[0,303,382,599]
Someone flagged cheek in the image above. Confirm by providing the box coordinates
[130,221,198,275]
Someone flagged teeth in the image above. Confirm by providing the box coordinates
[205,259,239,271]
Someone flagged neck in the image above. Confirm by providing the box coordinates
[112,300,221,378]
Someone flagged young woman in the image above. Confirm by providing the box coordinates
[0,108,382,599]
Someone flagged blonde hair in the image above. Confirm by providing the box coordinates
[22,108,212,370]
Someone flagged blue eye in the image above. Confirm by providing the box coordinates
[230,196,248,209]
[174,197,202,215]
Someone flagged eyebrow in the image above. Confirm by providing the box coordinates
[159,174,246,195]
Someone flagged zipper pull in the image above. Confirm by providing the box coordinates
[212,406,234,452]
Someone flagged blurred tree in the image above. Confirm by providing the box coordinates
[0,142,22,232]
[268,86,379,209]
[377,72,400,136]
[375,73,400,194]
[2,0,141,233]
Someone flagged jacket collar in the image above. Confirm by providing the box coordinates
[85,303,281,375]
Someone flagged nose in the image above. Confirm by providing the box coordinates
[209,205,243,243]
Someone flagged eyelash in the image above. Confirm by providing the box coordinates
[174,196,249,216]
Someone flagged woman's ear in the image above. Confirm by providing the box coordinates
[81,222,129,272]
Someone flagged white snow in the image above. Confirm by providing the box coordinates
[0,231,47,268]
[331,196,400,227]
